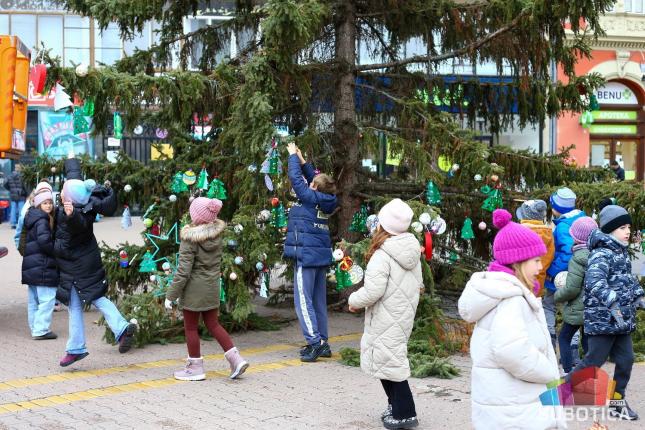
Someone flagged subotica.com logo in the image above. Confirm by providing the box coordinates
[540,367,615,406]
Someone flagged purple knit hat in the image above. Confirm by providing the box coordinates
[492,209,547,265]
[570,216,598,244]
[189,197,223,225]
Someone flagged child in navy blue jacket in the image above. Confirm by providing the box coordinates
[284,142,337,362]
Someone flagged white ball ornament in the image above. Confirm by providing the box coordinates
[255,262,264,271]
[478,221,487,231]
[258,209,271,222]
[161,262,171,271]
[234,224,244,234]
[229,272,238,281]
[419,212,432,226]
[451,163,460,172]
[149,275,156,282]
[133,125,144,135]
[169,194,177,202]
[234,256,244,265]
[333,249,344,261]
[124,184,132,193]
[411,221,424,233]
[474,174,483,181]
[75,63,89,77]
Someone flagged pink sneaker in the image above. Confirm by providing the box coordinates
[224,347,249,379]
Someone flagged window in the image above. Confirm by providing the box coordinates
[186,17,232,69]
[38,15,63,58]
[625,0,645,13]
[10,14,36,50]
[64,15,90,66]
[95,22,122,65]
[124,22,151,56]
[0,15,8,35]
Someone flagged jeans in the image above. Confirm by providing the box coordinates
[568,334,634,398]
[381,379,417,420]
[543,290,557,348]
[27,286,57,337]
[293,266,328,345]
[66,287,129,354]
[558,323,588,373]
[10,200,24,227]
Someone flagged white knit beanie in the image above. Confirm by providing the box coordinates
[377,199,413,235]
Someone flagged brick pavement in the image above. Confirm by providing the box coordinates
[1,218,644,429]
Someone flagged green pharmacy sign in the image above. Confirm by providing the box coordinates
[589,124,638,135]
[592,111,638,121]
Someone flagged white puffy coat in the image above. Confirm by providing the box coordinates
[458,271,567,430]
[348,233,422,382]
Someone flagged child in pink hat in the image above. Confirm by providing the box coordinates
[458,209,566,429]
[165,197,249,381]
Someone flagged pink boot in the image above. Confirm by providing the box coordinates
[224,347,249,379]
[174,357,206,381]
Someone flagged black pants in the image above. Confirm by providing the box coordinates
[558,322,588,373]
[569,334,634,397]
[381,379,416,420]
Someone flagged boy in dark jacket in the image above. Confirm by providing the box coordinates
[55,158,136,367]
[567,205,644,420]
[4,164,28,228]
[22,182,59,340]
[284,142,337,362]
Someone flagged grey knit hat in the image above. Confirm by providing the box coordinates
[599,205,632,234]
[516,199,548,221]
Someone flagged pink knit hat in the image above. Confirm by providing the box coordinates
[492,209,547,265]
[189,197,223,225]
[378,198,414,235]
[33,182,53,208]
[570,216,598,244]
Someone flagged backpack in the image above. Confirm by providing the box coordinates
[18,226,27,256]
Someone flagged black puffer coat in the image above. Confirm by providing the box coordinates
[4,171,27,201]
[54,159,117,305]
[21,207,59,287]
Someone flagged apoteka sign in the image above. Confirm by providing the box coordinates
[593,82,638,105]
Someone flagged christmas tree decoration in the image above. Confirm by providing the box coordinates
[270,197,280,207]
[349,205,369,233]
[425,181,442,205]
[482,189,503,212]
[82,98,95,116]
[419,212,432,225]
[170,172,189,193]
[451,164,460,172]
[424,231,433,261]
[150,275,157,282]
[411,221,423,233]
[490,174,499,182]
[119,250,129,268]
[256,262,264,271]
[113,112,123,139]
[430,217,447,235]
[270,203,288,228]
[143,218,153,228]
[349,264,364,285]
[196,168,209,190]
[123,184,132,193]
[335,256,354,291]
[579,110,594,128]
[53,83,73,111]
[139,250,157,272]
[234,256,244,265]
[229,272,238,281]
[366,214,379,235]
[449,251,459,264]
[474,174,483,181]
[156,128,168,139]
[261,139,283,176]
[234,224,244,234]
[121,206,132,230]
[162,261,172,272]
[183,169,197,186]
[73,107,90,135]
[169,194,177,202]
[264,174,274,191]
[207,177,227,200]
[478,221,487,230]
[75,63,89,77]
[589,94,600,111]
[259,271,269,298]
[437,156,452,172]
[227,239,238,250]
[461,217,475,240]
[133,125,144,135]
[219,278,226,303]
[257,209,271,223]
[333,248,344,261]
[150,224,160,236]
[30,63,47,93]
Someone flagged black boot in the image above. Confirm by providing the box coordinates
[608,399,639,421]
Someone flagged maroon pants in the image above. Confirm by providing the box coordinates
[183,309,234,358]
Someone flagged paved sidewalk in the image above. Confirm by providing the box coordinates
[0,218,643,429]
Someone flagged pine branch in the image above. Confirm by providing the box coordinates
[355,10,529,72]
[358,17,398,63]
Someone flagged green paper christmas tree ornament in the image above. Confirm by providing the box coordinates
[207,178,227,200]
[482,189,503,212]
[73,107,90,135]
[425,181,441,205]
[270,203,288,228]
[139,250,157,273]
[349,205,369,233]
[113,111,123,139]
[197,168,209,190]
[461,217,475,240]
[219,277,226,303]
[335,265,353,290]
[83,98,95,116]
[170,172,189,193]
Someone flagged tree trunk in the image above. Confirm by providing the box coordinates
[333,0,359,238]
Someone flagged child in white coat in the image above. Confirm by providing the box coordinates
[348,199,423,430]
[458,209,566,430]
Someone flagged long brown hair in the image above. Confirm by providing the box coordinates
[365,226,394,263]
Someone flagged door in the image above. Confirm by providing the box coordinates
[590,139,639,180]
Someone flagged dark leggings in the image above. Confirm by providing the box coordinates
[381,379,416,420]
[558,322,588,373]
[183,309,234,358]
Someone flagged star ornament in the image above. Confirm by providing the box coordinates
[144,222,181,269]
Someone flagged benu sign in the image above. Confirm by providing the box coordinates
[593,82,638,105]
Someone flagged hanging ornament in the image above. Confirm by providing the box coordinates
[183,169,196,186]
[264,174,274,191]
[349,205,369,233]
[333,249,344,262]
[219,278,226,303]
[255,262,265,271]
[75,63,89,77]
[229,272,238,281]
[461,217,475,240]
[162,261,171,272]
[112,111,123,139]
[490,174,499,182]
[156,128,168,139]
[437,156,452,172]
[478,221,487,231]
[451,164,460,173]
[196,168,209,190]
[119,250,129,268]
[449,251,459,264]
[270,203,288,228]
[258,264,270,298]
[474,174,483,181]
[82,97,95,117]
[589,94,600,111]
[150,275,157,282]
[424,231,433,261]
[335,256,353,291]
[425,181,442,205]
[139,250,157,272]
[169,194,177,202]
[257,209,271,223]
[206,177,227,200]
[270,197,280,207]
[30,63,47,93]
[124,184,132,193]
[121,206,132,230]
[150,224,160,236]
[51,166,57,174]
[133,125,144,135]
[260,138,282,176]
[234,256,244,265]
[411,221,424,233]
[419,212,432,226]
[170,172,189,194]
[579,111,594,129]
[227,239,238,251]
[53,83,73,111]
[143,218,153,228]
[430,217,447,235]
[365,214,379,236]
[234,224,244,234]
[482,189,503,212]
[73,107,90,135]
[349,264,364,285]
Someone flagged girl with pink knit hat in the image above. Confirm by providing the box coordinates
[458,209,566,429]
[165,197,249,381]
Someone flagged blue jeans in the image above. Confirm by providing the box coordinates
[27,286,57,337]
[293,266,328,345]
[66,287,129,354]
[10,200,24,227]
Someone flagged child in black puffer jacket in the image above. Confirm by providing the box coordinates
[21,182,58,340]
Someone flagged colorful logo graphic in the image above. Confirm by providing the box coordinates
[540,367,616,407]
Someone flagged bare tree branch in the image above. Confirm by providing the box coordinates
[358,17,398,63]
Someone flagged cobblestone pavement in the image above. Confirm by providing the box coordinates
[0,219,643,429]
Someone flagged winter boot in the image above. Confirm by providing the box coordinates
[380,404,393,422]
[174,357,206,381]
[224,347,249,379]
[382,415,419,429]
[608,399,639,420]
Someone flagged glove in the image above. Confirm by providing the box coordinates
[634,297,645,310]
[164,299,174,310]
[609,302,629,331]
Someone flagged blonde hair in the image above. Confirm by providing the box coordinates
[312,174,336,194]
[511,261,535,291]
[365,226,394,263]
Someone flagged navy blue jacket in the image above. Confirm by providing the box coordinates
[21,207,59,287]
[283,154,337,267]
[583,229,644,335]
[545,209,585,292]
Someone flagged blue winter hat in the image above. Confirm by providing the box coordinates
[62,178,96,205]
[550,187,576,215]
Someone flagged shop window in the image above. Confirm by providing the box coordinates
[124,22,151,56]
[64,15,90,66]
[95,22,122,65]
[10,14,36,50]
[38,15,63,58]
[590,140,638,180]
